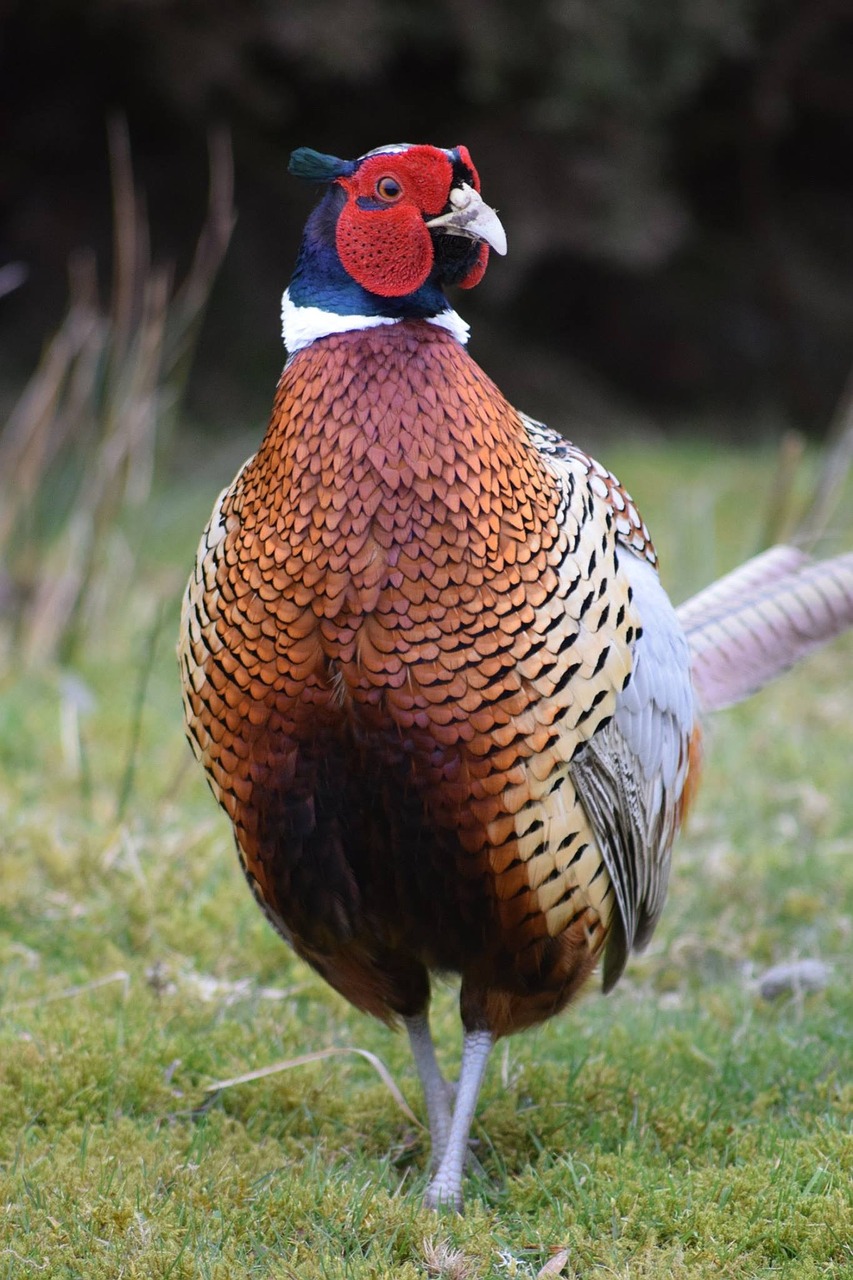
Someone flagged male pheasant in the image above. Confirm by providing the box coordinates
[179,142,853,1211]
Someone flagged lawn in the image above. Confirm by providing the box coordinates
[1,436,851,1279]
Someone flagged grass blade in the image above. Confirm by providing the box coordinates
[205,1046,424,1128]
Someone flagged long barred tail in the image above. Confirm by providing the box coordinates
[676,545,853,714]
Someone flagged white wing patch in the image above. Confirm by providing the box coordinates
[617,554,695,790]
[570,550,695,989]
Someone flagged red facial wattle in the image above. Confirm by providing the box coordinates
[452,143,488,288]
[334,145,486,299]
[335,199,433,297]
[455,145,481,192]
[459,244,489,289]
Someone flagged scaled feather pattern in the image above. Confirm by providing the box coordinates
[178,141,853,1211]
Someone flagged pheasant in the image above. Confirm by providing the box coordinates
[179,141,853,1211]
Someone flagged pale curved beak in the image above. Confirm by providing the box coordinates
[425,184,507,256]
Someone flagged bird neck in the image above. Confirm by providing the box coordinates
[281,287,470,355]
[283,199,470,355]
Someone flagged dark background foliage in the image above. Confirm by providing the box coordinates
[3,0,853,437]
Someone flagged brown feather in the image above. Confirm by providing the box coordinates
[179,321,639,1033]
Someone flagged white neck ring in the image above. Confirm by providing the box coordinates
[280,289,470,354]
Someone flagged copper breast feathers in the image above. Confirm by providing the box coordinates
[179,322,646,988]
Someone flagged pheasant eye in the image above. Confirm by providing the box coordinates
[376,176,402,202]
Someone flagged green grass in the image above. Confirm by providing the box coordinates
[1,439,851,1278]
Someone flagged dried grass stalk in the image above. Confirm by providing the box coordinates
[0,118,235,665]
[205,1045,424,1128]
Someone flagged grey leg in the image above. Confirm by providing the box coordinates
[423,1028,494,1212]
[405,1013,452,1168]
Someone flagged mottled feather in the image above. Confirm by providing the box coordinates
[179,322,658,1035]
[178,140,853,1212]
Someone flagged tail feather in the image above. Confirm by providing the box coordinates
[677,547,853,713]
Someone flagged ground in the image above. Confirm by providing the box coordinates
[1,438,851,1279]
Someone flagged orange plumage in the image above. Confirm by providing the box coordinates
[181,321,647,1030]
[179,142,853,1210]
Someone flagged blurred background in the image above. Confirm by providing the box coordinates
[3,9,853,1265]
[3,0,853,431]
[2,0,853,664]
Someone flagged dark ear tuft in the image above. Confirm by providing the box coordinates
[288,148,356,182]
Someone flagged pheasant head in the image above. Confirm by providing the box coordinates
[283,143,507,352]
